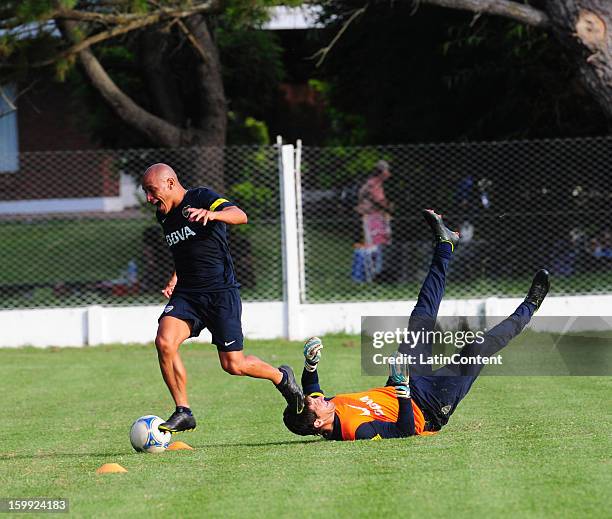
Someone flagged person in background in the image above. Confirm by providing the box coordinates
[354,160,393,279]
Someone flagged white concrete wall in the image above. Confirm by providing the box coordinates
[0,302,285,348]
[119,172,140,208]
[0,173,139,215]
[1,296,611,348]
[0,196,124,214]
[0,307,88,347]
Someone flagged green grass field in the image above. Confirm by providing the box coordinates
[0,218,282,307]
[1,335,610,518]
[3,217,612,308]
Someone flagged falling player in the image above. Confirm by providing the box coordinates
[283,210,549,440]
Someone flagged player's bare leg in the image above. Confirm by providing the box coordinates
[218,350,282,382]
[171,351,189,405]
[156,316,191,406]
[155,316,196,433]
[218,351,304,414]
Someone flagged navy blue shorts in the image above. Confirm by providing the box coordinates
[159,288,243,352]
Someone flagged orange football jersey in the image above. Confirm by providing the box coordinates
[332,386,432,440]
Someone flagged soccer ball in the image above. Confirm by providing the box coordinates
[129,415,171,453]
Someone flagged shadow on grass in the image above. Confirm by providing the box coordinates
[0,452,131,461]
[0,439,321,461]
[194,439,322,449]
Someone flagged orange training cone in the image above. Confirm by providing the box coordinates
[96,463,128,474]
[167,441,194,451]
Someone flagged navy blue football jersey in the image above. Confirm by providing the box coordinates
[156,187,239,292]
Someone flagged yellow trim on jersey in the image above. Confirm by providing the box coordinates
[371,434,382,441]
[209,198,229,211]
[441,239,455,252]
[309,392,325,397]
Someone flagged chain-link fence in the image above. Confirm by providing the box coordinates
[0,146,281,309]
[2,136,611,310]
[299,137,612,302]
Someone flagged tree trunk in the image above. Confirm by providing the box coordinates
[57,19,184,147]
[422,0,549,27]
[140,28,186,127]
[546,0,612,120]
[423,0,612,122]
[58,17,228,151]
[58,16,228,188]
[183,14,227,146]
[180,14,227,189]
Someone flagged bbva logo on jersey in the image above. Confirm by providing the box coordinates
[165,225,196,246]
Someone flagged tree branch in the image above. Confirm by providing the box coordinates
[419,0,550,28]
[33,15,161,67]
[183,14,226,145]
[57,19,183,147]
[140,27,186,126]
[311,5,368,67]
[18,1,220,67]
[177,18,208,64]
[0,85,16,112]
[51,2,220,25]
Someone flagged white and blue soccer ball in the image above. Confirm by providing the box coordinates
[130,415,171,453]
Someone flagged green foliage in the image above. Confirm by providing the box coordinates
[62,39,152,147]
[96,45,136,61]
[69,25,86,43]
[58,0,78,9]
[443,18,549,61]
[228,180,275,220]
[244,116,270,145]
[0,35,13,59]
[302,145,387,189]
[0,0,289,148]
[309,79,367,146]
[225,144,278,236]
[15,1,57,21]
[313,1,607,143]
[221,3,270,29]
[218,27,285,141]
[220,0,300,29]
[227,113,271,145]
[129,0,150,14]
[54,56,75,82]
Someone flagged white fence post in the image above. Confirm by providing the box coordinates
[279,140,302,340]
[295,139,306,303]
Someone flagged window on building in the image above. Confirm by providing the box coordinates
[0,83,19,172]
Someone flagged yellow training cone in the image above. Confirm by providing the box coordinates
[96,463,128,474]
[167,441,194,451]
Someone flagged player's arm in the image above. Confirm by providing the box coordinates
[355,364,416,440]
[354,389,416,440]
[186,189,247,226]
[301,337,324,396]
[187,205,247,226]
[161,270,177,299]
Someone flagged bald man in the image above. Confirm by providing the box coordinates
[141,164,303,434]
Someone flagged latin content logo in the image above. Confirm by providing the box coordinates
[165,226,196,246]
